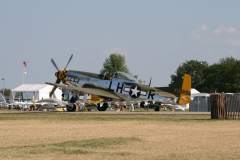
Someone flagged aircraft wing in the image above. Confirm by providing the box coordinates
[46,82,123,100]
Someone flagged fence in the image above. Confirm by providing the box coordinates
[210,93,240,119]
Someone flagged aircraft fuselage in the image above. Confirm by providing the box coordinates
[66,70,165,101]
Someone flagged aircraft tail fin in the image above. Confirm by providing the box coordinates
[177,74,191,105]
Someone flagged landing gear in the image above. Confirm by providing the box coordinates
[66,104,76,112]
[66,95,78,112]
[97,102,109,111]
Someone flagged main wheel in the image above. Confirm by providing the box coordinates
[97,102,108,111]
[66,104,76,112]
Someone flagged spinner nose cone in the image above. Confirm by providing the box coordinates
[55,70,67,82]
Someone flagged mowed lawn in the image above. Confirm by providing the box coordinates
[0,112,239,160]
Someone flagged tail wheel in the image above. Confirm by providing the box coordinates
[66,104,76,112]
[97,102,108,111]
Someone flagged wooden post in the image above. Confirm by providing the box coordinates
[235,94,240,119]
[211,93,240,119]
[210,94,226,119]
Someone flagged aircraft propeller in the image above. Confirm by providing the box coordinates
[51,58,60,71]
[64,54,73,70]
[49,54,73,97]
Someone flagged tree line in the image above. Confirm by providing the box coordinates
[169,57,240,94]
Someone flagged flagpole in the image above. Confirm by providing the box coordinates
[22,61,27,84]
[22,72,24,84]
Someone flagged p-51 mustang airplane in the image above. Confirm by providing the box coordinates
[46,54,191,111]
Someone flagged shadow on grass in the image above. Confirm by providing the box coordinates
[0,137,140,157]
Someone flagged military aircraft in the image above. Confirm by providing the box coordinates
[46,54,191,111]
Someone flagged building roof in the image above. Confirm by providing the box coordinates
[12,84,50,92]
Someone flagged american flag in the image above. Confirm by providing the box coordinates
[23,61,27,74]
[23,61,27,67]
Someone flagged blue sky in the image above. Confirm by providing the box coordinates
[1,0,240,88]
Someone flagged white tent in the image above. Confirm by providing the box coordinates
[191,88,200,95]
[12,84,62,101]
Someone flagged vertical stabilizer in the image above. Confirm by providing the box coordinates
[177,74,191,105]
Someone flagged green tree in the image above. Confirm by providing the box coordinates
[100,53,129,77]
[203,57,240,92]
[169,60,208,94]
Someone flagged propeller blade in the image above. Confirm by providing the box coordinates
[51,58,59,71]
[64,54,73,69]
[49,86,57,98]
[49,79,61,97]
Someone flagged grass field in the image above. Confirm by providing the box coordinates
[0,111,239,160]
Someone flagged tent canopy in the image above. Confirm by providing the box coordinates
[12,84,48,92]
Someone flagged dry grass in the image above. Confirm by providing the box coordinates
[0,112,239,160]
